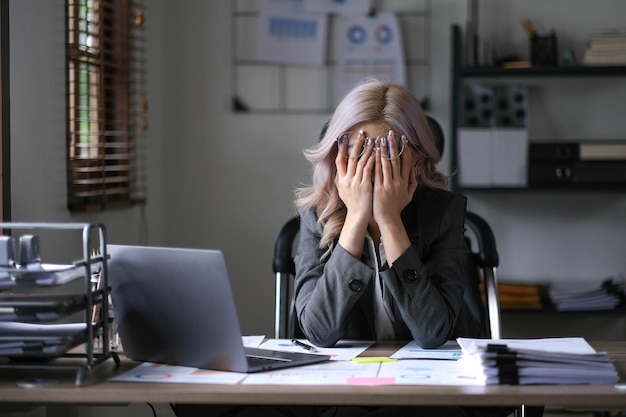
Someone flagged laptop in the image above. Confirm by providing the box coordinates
[106,244,329,373]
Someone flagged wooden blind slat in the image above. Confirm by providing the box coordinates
[67,0,147,212]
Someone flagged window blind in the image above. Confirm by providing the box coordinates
[67,0,146,212]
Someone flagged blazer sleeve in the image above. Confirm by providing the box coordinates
[380,192,469,348]
[293,208,376,347]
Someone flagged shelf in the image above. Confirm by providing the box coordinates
[455,185,626,194]
[502,308,626,315]
[459,65,626,78]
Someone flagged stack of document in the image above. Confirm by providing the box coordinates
[0,263,90,290]
[548,276,626,311]
[583,32,626,66]
[457,337,619,385]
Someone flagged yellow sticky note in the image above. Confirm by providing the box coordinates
[350,357,397,364]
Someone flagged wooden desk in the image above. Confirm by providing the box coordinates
[1,342,626,408]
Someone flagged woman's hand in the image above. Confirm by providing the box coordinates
[372,131,418,263]
[335,130,375,258]
[373,132,417,224]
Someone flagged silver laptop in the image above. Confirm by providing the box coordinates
[106,245,329,373]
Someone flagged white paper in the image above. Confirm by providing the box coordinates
[242,335,265,348]
[110,362,246,384]
[304,0,370,15]
[334,12,406,102]
[390,340,463,360]
[378,360,483,386]
[457,337,599,356]
[256,0,328,66]
[241,360,380,385]
[258,338,373,361]
[2,263,90,288]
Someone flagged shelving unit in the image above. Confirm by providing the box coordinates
[449,25,626,340]
[0,222,119,386]
[449,24,626,193]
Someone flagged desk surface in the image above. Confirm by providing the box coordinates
[1,342,626,408]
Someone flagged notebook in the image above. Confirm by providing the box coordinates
[106,244,329,373]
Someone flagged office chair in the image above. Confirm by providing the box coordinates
[272,118,543,417]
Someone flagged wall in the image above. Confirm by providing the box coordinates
[9,0,166,258]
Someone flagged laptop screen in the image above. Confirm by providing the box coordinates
[107,245,250,371]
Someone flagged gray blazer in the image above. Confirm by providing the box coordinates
[294,187,484,348]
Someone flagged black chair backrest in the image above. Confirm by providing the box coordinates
[272,217,301,339]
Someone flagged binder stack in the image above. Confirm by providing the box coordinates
[528,141,626,187]
[457,337,619,385]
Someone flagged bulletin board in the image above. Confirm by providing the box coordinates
[231,0,432,114]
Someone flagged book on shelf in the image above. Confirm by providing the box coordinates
[457,337,619,385]
[583,52,626,66]
[588,32,626,46]
[584,32,626,66]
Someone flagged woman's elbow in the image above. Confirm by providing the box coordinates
[411,319,454,348]
[299,315,342,347]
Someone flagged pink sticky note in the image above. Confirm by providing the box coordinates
[346,377,395,386]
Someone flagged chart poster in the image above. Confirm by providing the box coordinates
[304,0,371,15]
[256,0,328,66]
[334,12,406,102]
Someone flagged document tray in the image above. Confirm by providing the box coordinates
[0,293,89,322]
[0,322,89,358]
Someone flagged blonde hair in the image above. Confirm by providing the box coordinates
[295,79,448,258]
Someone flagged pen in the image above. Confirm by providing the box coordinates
[291,338,318,353]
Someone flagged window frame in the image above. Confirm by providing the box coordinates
[1,0,9,222]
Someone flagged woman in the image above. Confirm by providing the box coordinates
[294,78,485,348]
[293,79,513,417]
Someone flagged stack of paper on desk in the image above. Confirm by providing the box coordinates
[457,337,619,385]
[548,276,626,311]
